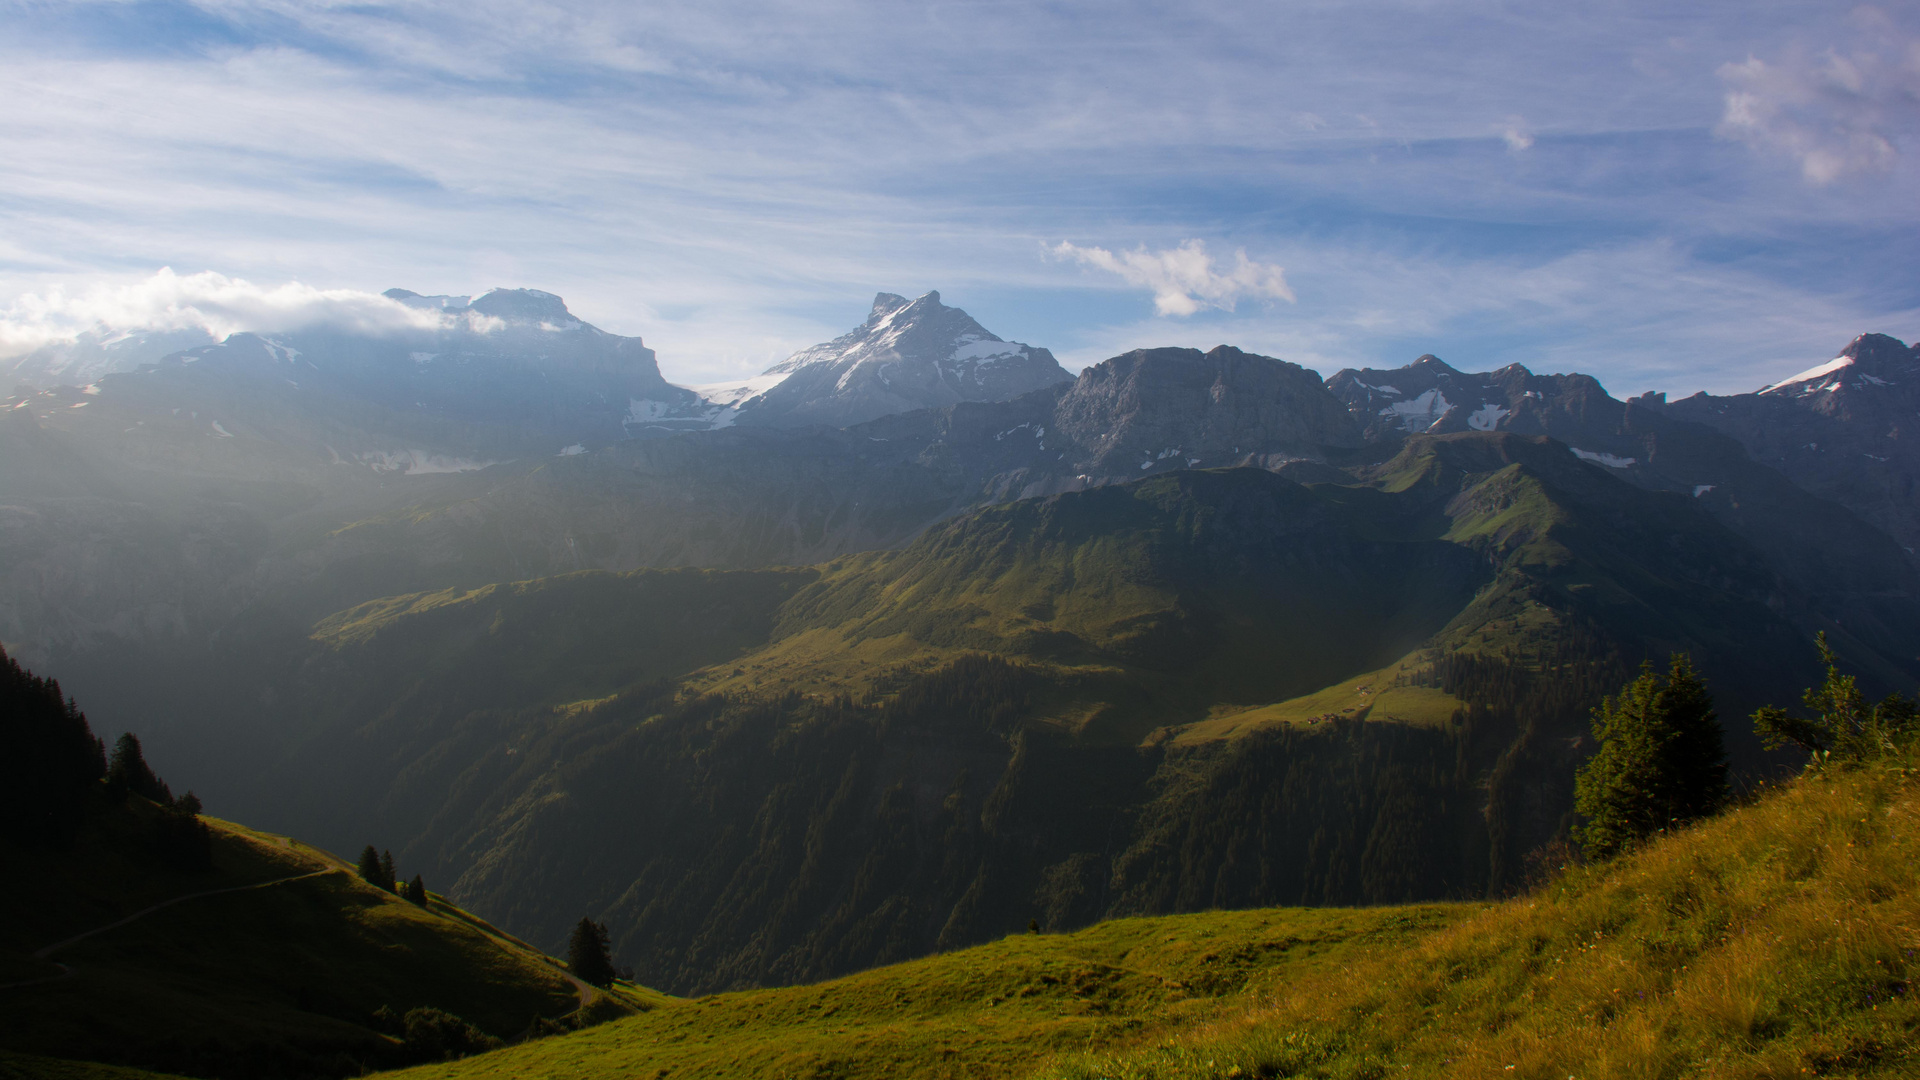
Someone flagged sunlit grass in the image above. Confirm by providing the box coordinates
[1046,759,1920,1078]
[388,758,1920,1079]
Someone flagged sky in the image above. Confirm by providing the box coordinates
[0,0,1916,396]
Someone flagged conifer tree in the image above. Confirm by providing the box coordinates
[1574,654,1729,859]
[1753,632,1920,764]
[107,733,171,804]
[567,917,617,987]
[380,849,398,891]
[406,874,428,906]
[358,845,384,886]
[0,644,106,848]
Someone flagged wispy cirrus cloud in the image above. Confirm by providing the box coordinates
[1051,241,1294,317]
[0,1,1914,389]
[1717,25,1920,183]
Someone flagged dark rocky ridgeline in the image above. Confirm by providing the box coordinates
[296,345,1379,590]
[1325,347,1920,692]
[1662,333,1920,560]
[1048,345,1366,475]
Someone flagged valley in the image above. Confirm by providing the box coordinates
[4,294,1917,1077]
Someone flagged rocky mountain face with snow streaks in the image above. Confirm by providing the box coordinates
[709,291,1073,429]
[1663,333,1920,558]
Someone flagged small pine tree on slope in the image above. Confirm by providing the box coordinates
[1753,631,1920,764]
[357,845,385,887]
[1574,653,1729,859]
[568,917,617,987]
[106,733,171,805]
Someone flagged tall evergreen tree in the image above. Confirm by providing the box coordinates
[380,849,398,892]
[406,874,428,906]
[358,845,385,887]
[0,644,106,848]
[106,733,171,805]
[567,917,617,987]
[1574,654,1729,859]
[1753,632,1920,764]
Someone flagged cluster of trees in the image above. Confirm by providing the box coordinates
[1,643,106,848]
[357,845,429,906]
[105,733,212,871]
[2,645,207,868]
[1574,634,1918,860]
[567,917,617,987]
[369,1005,501,1063]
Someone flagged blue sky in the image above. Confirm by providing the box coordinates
[0,0,1915,395]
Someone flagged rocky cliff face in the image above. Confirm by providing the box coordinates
[1663,334,1920,559]
[713,291,1072,429]
[1053,345,1365,474]
[1324,348,1920,676]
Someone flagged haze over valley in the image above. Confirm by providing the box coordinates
[3,1,1918,1077]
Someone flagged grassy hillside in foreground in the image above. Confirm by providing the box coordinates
[0,800,584,1079]
[387,757,1919,1080]
[0,1053,188,1080]
[379,905,1471,1080]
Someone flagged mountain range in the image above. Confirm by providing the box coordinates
[3,287,1917,1007]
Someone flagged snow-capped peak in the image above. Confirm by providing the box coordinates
[688,289,1072,429]
[1759,356,1852,395]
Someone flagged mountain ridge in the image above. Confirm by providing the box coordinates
[702,290,1074,429]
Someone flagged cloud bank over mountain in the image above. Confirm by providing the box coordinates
[0,269,448,358]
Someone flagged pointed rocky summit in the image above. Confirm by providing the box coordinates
[701,290,1073,429]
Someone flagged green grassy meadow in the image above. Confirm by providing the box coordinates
[383,905,1468,1080]
[0,804,580,1076]
[384,757,1920,1080]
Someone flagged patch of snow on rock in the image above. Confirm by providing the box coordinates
[1467,403,1510,431]
[559,444,587,456]
[1571,447,1636,469]
[1693,485,1715,497]
[357,449,497,475]
[686,371,792,409]
[1380,388,1451,430]
[209,421,234,437]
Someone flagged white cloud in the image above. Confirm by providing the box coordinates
[1717,36,1920,183]
[1046,237,1919,399]
[1501,118,1534,152]
[0,268,447,358]
[1050,240,1295,317]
